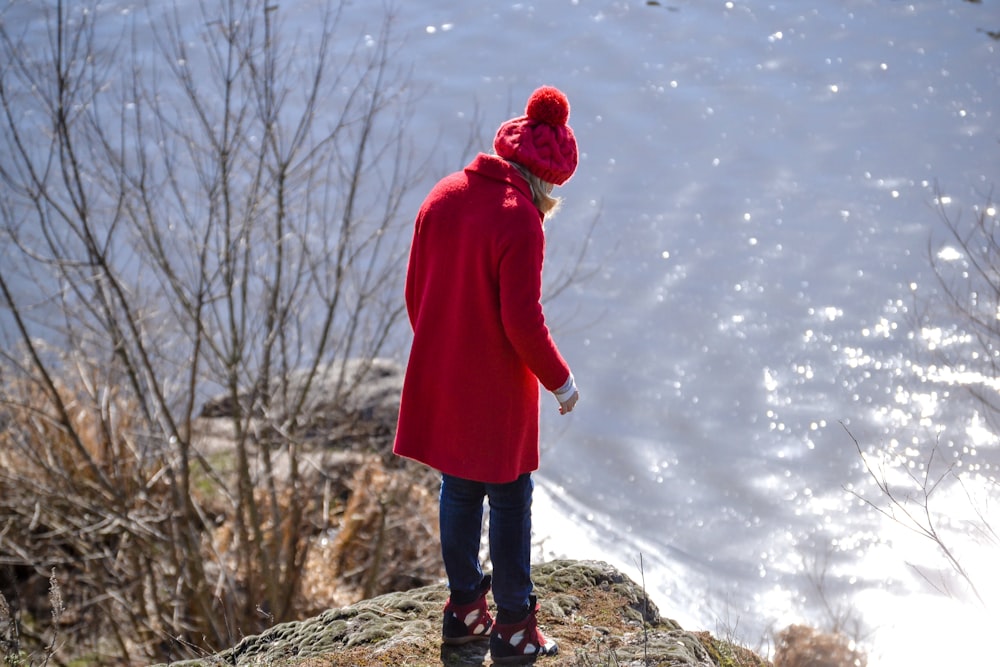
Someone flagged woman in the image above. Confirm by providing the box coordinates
[394,85,580,663]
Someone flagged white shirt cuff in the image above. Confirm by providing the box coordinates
[553,373,577,402]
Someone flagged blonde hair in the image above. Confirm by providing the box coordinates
[507,160,562,217]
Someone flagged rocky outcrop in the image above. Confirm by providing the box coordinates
[199,358,404,451]
[175,363,776,666]
[163,559,768,667]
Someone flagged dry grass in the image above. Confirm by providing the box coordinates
[0,375,166,660]
[0,370,442,665]
[299,457,443,614]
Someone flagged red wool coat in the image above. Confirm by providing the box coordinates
[393,153,572,483]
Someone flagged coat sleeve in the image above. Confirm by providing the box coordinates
[496,210,572,392]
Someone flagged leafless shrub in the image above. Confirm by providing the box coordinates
[840,188,1000,609]
[790,541,870,657]
[924,185,1000,427]
[0,0,604,660]
[0,0,428,662]
[844,426,993,605]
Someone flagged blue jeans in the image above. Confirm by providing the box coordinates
[439,473,533,614]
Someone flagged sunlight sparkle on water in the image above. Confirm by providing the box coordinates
[424,23,454,34]
[967,411,999,448]
[763,368,778,392]
[861,316,896,339]
[922,364,1000,396]
[918,326,971,350]
[842,346,872,369]
[808,305,843,321]
[936,245,963,262]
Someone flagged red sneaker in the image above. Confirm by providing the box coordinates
[442,575,494,645]
[489,596,558,664]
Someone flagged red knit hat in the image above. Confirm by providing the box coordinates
[493,86,578,186]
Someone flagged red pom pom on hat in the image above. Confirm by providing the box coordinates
[525,86,570,127]
[493,85,579,186]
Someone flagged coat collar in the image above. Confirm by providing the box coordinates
[465,153,533,199]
